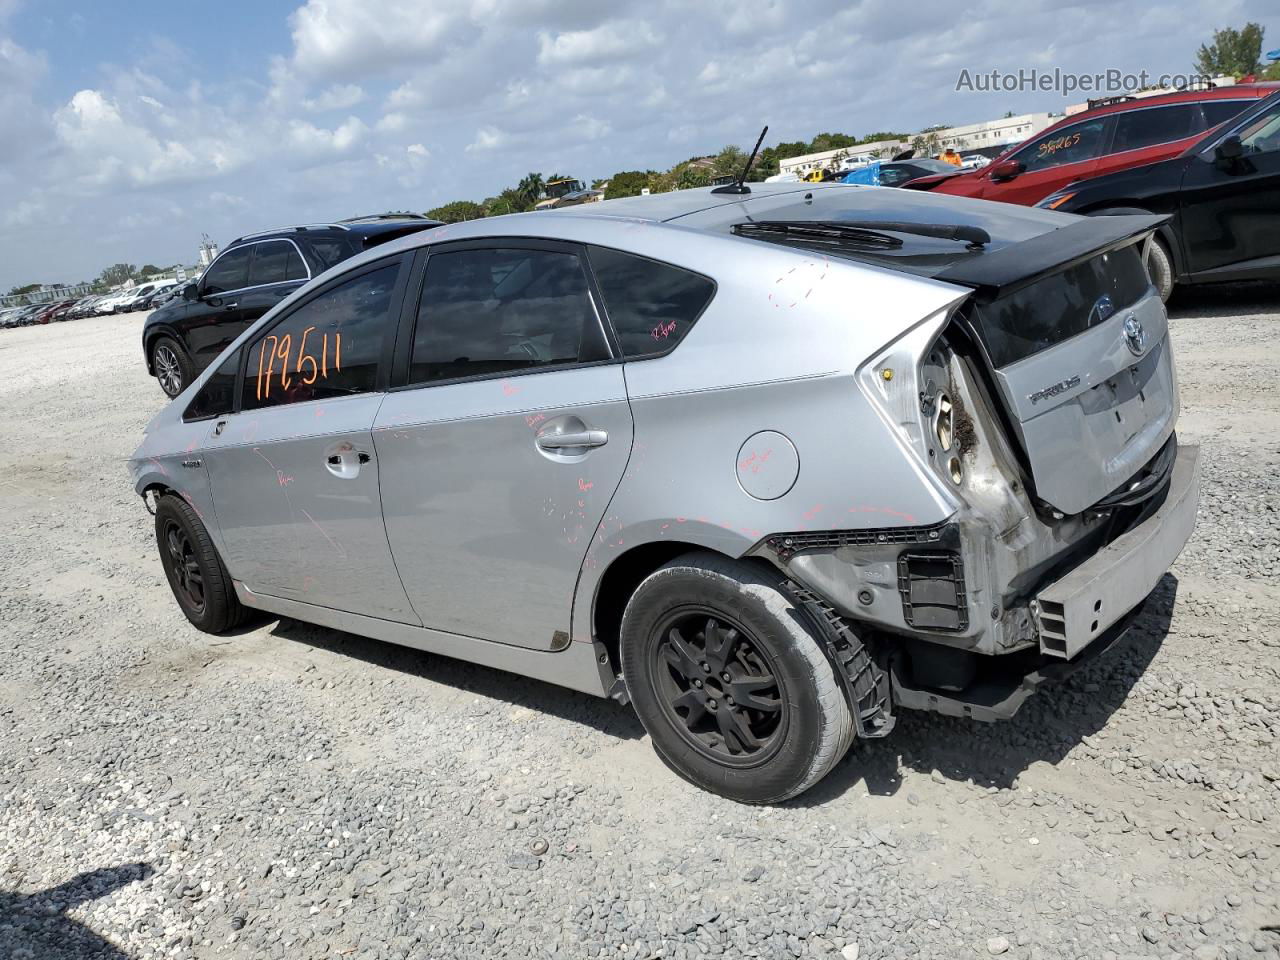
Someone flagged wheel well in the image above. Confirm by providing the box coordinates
[1080,204,1182,274]
[589,540,780,676]
[142,327,177,375]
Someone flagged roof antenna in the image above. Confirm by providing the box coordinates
[711,125,768,195]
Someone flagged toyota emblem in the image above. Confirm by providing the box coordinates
[1122,314,1146,356]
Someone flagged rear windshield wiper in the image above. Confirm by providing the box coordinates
[734,220,991,251]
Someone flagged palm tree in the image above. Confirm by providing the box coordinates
[517,172,544,205]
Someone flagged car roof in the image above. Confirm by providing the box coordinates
[227,216,442,248]
[540,182,846,223]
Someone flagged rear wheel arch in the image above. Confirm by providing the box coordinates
[617,549,856,802]
[590,540,777,679]
[1080,207,1177,300]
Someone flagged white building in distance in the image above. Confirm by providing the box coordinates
[778,139,909,177]
[778,111,1055,176]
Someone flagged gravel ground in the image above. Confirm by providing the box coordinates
[2,288,1279,960]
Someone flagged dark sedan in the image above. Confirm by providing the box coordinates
[1039,91,1280,301]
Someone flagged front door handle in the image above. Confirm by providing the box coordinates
[536,429,608,450]
[223,302,238,310]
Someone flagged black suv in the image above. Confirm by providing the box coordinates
[143,215,441,396]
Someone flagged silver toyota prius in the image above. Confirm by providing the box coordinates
[130,183,1199,803]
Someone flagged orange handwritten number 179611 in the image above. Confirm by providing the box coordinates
[256,326,342,400]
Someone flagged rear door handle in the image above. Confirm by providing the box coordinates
[536,429,608,450]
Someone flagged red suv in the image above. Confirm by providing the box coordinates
[904,84,1280,205]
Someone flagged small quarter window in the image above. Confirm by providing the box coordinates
[242,261,401,410]
[184,349,240,421]
[308,238,353,271]
[587,246,715,358]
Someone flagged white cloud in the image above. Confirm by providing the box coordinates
[288,0,468,77]
[536,21,658,66]
[375,111,407,132]
[2,0,1275,290]
[303,82,365,111]
[287,115,367,154]
[566,114,610,141]
[465,125,506,152]
[51,88,247,188]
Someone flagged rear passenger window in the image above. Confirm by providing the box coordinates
[249,241,307,286]
[409,247,598,384]
[1202,99,1251,129]
[241,261,401,410]
[1110,104,1198,153]
[587,246,715,358]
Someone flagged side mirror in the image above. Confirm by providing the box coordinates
[1214,135,1244,169]
[989,160,1024,182]
[182,283,199,302]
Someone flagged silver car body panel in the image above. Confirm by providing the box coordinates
[374,364,634,649]
[128,183,1193,701]
[202,393,420,624]
[235,582,611,696]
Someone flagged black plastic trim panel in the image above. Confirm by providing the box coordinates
[763,521,955,562]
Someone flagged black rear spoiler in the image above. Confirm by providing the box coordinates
[935,213,1169,300]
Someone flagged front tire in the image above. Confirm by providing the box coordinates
[155,494,246,633]
[620,552,855,804]
[151,336,193,398]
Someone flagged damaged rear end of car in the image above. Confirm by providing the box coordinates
[712,188,1200,724]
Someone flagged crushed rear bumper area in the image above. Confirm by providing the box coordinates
[886,443,1198,722]
[1033,443,1200,658]
[888,603,1143,722]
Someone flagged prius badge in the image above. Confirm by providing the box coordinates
[1122,314,1147,356]
[1028,375,1081,406]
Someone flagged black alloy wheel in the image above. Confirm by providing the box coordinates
[161,518,205,614]
[651,608,786,765]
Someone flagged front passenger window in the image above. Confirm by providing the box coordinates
[241,261,402,411]
[201,246,252,295]
[1018,119,1108,172]
[409,247,598,384]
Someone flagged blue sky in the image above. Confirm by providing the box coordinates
[0,0,1275,289]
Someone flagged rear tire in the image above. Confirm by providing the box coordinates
[155,493,246,633]
[151,336,193,398]
[620,552,855,803]
[1145,236,1175,303]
